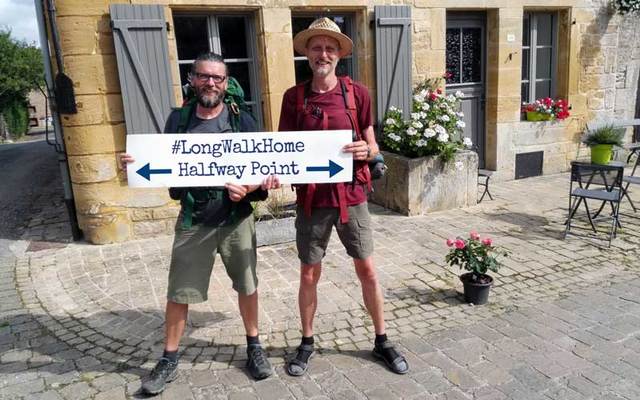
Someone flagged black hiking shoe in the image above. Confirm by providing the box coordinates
[141,357,178,395]
[246,344,272,380]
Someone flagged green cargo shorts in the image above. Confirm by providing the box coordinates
[167,214,258,304]
[295,202,374,265]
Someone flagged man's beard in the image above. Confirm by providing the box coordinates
[310,61,336,78]
[197,89,224,108]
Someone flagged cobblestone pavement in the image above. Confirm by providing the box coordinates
[1,168,640,399]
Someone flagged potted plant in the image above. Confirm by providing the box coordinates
[581,124,625,165]
[521,97,570,122]
[445,231,508,305]
[372,76,478,215]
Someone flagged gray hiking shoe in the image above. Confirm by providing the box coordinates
[246,344,272,380]
[141,357,178,395]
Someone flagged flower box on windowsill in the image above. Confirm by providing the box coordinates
[525,111,553,122]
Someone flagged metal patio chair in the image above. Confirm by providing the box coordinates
[621,143,640,212]
[564,161,624,247]
[478,169,493,203]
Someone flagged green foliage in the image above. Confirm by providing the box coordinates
[2,98,29,137]
[0,29,44,112]
[613,0,640,14]
[581,124,625,147]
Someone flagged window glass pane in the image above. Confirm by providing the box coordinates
[536,14,553,46]
[535,80,552,99]
[227,62,252,101]
[522,14,530,47]
[174,16,209,60]
[219,17,248,59]
[446,28,461,84]
[522,48,530,80]
[521,82,530,104]
[179,64,191,90]
[461,28,482,83]
[295,59,312,83]
[535,47,552,79]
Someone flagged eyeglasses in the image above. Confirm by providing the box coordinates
[193,72,227,84]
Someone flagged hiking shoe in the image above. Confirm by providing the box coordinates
[141,357,178,395]
[246,344,272,380]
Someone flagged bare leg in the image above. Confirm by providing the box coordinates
[238,290,259,337]
[299,263,322,337]
[354,256,385,335]
[164,301,188,351]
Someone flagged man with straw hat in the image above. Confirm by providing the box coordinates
[278,17,409,376]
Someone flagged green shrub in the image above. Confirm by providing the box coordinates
[581,124,625,147]
[2,98,29,138]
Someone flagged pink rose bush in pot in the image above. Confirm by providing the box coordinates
[445,231,508,305]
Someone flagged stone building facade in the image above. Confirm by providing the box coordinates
[45,0,640,244]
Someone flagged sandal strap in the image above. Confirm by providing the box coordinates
[297,344,315,353]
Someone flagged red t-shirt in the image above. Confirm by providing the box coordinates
[278,79,373,208]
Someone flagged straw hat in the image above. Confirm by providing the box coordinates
[293,17,353,58]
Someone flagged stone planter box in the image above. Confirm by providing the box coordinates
[371,150,478,216]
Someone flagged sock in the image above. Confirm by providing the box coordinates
[375,334,388,345]
[246,335,260,346]
[295,336,314,363]
[163,349,178,363]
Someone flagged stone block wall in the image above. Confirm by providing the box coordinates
[49,0,640,242]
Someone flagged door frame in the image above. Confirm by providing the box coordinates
[445,11,487,168]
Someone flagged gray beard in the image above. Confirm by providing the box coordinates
[197,92,223,108]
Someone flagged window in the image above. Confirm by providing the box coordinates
[522,12,558,104]
[173,14,263,128]
[291,13,357,83]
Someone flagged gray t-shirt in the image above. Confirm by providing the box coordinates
[164,103,232,133]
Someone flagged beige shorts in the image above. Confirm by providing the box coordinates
[167,214,257,304]
[295,202,374,265]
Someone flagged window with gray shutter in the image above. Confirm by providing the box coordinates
[375,5,412,130]
[110,4,175,134]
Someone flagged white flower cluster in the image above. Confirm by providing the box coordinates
[382,83,469,158]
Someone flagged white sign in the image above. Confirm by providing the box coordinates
[126,130,353,187]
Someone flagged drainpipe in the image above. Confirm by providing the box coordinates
[34,0,83,241]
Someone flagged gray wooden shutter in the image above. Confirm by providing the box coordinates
[110,4,175,134]
[375,5,412,128]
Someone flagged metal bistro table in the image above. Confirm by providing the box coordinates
[564,160,625,246]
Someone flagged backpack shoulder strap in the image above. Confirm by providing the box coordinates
[176,99,197,133]
[295,80,310,130]
[339,77,361,140]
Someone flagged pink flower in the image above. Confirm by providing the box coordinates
[482,238,492,246]
[470,231,480,240]
[454,239,466,249]
[446,238,455,247]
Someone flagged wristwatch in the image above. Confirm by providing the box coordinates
[366,145,371,159]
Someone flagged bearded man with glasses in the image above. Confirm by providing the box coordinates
[120,52,280,395]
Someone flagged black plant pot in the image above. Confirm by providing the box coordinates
[460,273,493,305]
